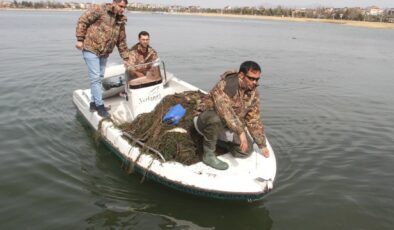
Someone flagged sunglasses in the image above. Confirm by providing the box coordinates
[245,74,260,82]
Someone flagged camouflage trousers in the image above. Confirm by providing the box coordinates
[196,110,253,157]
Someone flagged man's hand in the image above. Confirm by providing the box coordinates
[261,147,269,158]
[75,41,83,50]
[239,131,248,153]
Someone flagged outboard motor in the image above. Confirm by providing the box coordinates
[102,75,125,90]
[102,65,127,100]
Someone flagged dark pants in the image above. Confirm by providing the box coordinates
[197,110,253,157]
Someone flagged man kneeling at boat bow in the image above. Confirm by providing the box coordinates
[194,61,269,170]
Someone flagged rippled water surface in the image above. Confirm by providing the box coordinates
[0,10,393,229]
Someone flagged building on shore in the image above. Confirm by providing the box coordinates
[367,6,383,16]
[387,8,394,23]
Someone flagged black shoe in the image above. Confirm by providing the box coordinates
[89,102,97,112]
[90,102,110,112]
[97,104,110,118]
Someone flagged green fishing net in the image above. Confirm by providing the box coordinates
[118,91,205,165]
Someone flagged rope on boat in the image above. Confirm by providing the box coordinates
[122,132,166,162]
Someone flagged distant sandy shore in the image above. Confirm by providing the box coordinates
[0,8,81,12]
[175,12,394,30]
[2,8,394,30]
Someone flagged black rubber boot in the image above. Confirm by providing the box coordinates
[202,144,229,170]
[96,104,110,118]
[194,112,229,170]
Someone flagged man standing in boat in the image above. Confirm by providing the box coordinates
[75,0,129,118]
[126,31,159,80]
[194,61,270,170]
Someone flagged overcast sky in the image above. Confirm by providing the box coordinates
[111,0,393,8]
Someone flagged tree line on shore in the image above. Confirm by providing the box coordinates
[3,0,394,23]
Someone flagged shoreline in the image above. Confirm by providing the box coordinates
[0,7,82,12]
[177,12,394,30]
[2,8,394,30]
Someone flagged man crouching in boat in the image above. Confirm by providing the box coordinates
[194,61,269,170]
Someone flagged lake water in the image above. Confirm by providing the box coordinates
[0,10,393,229]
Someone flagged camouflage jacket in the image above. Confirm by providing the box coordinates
[76,4,129,59]
[128,43,158,66]
[199,70,267,148]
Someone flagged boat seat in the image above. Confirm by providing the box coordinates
[128,74,162,89]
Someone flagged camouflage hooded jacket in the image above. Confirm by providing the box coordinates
[76,4,129,59]
[128,43,158,65]
[199,70,267,148]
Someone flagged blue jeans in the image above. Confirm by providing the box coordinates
[82,50,108,106]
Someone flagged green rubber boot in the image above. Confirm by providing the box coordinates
[202,145,229,170]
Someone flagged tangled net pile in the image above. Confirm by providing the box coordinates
[118,91,205,165]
